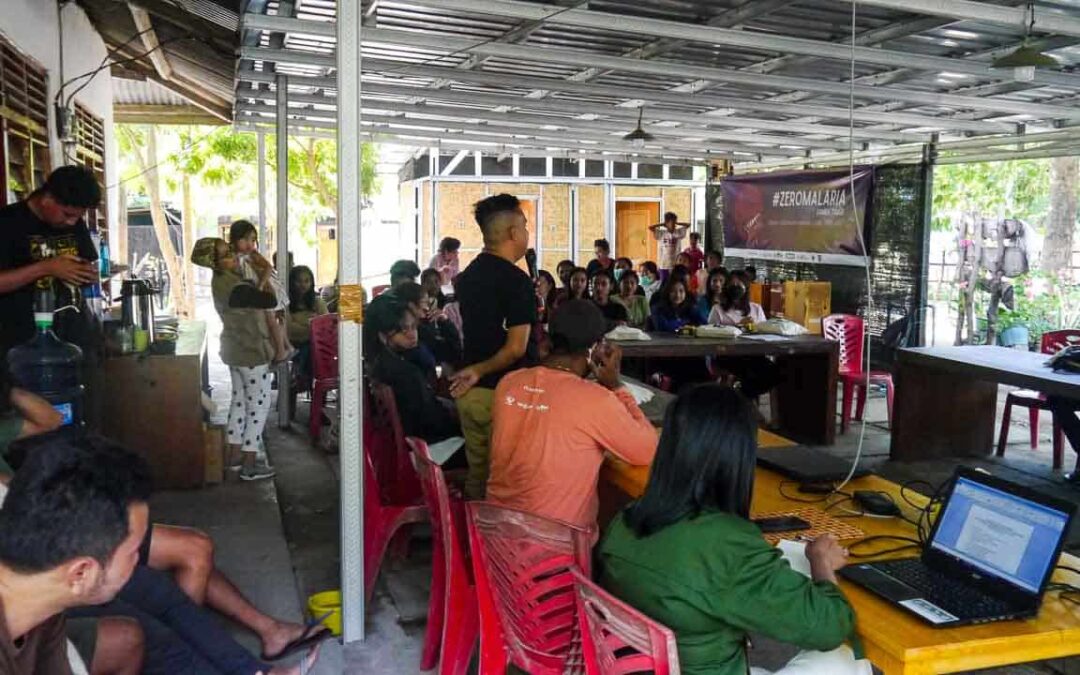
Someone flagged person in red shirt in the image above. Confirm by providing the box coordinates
[487,300,657,530]
[682,231,705,272]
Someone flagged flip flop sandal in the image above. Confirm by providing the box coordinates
[261,614,333,662]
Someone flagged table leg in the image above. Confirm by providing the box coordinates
[891,359,997,461]
[773,349,837,445]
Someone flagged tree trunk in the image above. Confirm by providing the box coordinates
[182,172,196,315]
[1043,157,1079,276]
[116,183,129,269]
[131,126,189,317]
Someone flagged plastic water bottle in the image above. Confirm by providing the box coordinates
[7,289,85,427]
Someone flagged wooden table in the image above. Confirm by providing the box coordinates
[611,334,838,445]
[600,456,1080,675]
[101,321,209,489]
[892,346,1080,461]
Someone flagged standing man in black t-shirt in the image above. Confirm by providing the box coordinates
[450,194,537,499]
[0,166,101,355]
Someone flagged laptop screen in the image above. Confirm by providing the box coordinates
[929,476,1070,593]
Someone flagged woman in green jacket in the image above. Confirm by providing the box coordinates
[598,384,869,675]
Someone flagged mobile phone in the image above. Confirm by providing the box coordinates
[752,515,812,533]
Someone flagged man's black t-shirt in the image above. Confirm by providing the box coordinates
[455,252,538,390]
[0,201,97,352]
[595,299,629,327]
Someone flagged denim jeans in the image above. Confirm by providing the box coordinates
[68,566,267,675]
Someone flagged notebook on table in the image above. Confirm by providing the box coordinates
[840,467,1076,627]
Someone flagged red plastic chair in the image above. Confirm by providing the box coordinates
[308,313,339,441]
[466,502,594,675]
[822,314,894,433]
[572,568,680,675]
[408,437,479,675]
[362,416,427,602]
[996,329,1080,470]
[369,381,424,506]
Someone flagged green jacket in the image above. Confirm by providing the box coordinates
[598,511,855,675]
[212,270,275,368]
[613,294,650,329]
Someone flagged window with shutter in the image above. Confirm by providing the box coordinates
[73,101,107,233]
[0,31,51,206]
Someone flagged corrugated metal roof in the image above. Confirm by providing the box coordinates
[112,77,193,106]
[229,0,1080,164]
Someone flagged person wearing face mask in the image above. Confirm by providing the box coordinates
[486,300,656,530]
[637,261,660,302]
[612,269,650,329]
[613,257,633,284]
[708,272,766,327]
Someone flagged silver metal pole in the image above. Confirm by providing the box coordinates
[337,0,365,643]
[275,73,291,429]
[257,131,267,247]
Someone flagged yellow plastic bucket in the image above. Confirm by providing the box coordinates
[307,590,342,636]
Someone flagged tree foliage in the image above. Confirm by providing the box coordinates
[932,159,1050,232]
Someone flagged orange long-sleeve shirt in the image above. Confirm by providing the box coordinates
[487,367,657,529]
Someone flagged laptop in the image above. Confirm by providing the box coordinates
[756,446,871,484]
[840,467,1076,627]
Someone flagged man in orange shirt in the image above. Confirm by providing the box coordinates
[487,300,657,530]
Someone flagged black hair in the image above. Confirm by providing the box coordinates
[473,194,521,238]
[653,277,696,320]
[363,296,413,358]
[689,232,701,242]
[706,251,724,268]
[393,281,425,307]
[639,261,659,277]
[744,265,758,282]
[420,268,441,287]
[668,264,690,288]
[556,259,575,286]
[389,259,422,285]
[288,265,317,311]
[614,257,633,270]
[663,211,678,223]
[40,166,101,208]
[720,274,752,315]
[0,433,152,572]
[593,239,610,253]
[591,269,616,297]
[229,219,258,246]
[625,384,756,537]
[438,237,461,254]
[568,266,590,300]
[619,269,640,291]
[0,364,12,417]
[536,270,558,308]
[705,268,729,307]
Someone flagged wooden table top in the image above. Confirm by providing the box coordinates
[601,449,1080,675]
[609,333,838,359]
[899,345,1080,399]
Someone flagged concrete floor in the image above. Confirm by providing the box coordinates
[168,298,1080,674]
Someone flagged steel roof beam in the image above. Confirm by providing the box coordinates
[239,79,869,149]
[358,58,1012,136]
[353,29,1080,120]
[400,0,1080,88]
[833,0,1080,39]
[234,102,789,157]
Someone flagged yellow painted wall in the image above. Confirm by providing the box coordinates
[542,184,571,271]
[421,182,433,264]
[615,186,663,199]
[663,188,693,223]
[577,184,605,265]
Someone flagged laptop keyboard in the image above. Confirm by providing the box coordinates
[877,559,1015,619]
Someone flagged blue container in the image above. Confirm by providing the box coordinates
[7,291,85,427]
[998,325,1031,349]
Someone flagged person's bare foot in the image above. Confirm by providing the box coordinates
[263,643,321,675]
[261,620,328,661]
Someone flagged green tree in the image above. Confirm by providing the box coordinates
[932,159,1050,232]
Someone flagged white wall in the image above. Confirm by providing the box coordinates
[0,1,117,228]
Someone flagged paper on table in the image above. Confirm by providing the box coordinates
[607,326,651,341]
[742,334,791,342]
[621,380,655,406]
[428,437,466,466]
[777,539,812,578]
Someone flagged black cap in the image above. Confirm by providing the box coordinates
[549,300,608,353]
[389,259,421,280]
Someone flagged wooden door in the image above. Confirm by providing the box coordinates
[616,201,660,264]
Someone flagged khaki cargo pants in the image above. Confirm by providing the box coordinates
[455,387,495,500]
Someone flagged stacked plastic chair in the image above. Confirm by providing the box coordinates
[822,314,894,432]
[408,437,478,675]
[466,502,594,674]
[307,313,339,441]
[572,568,680,675]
